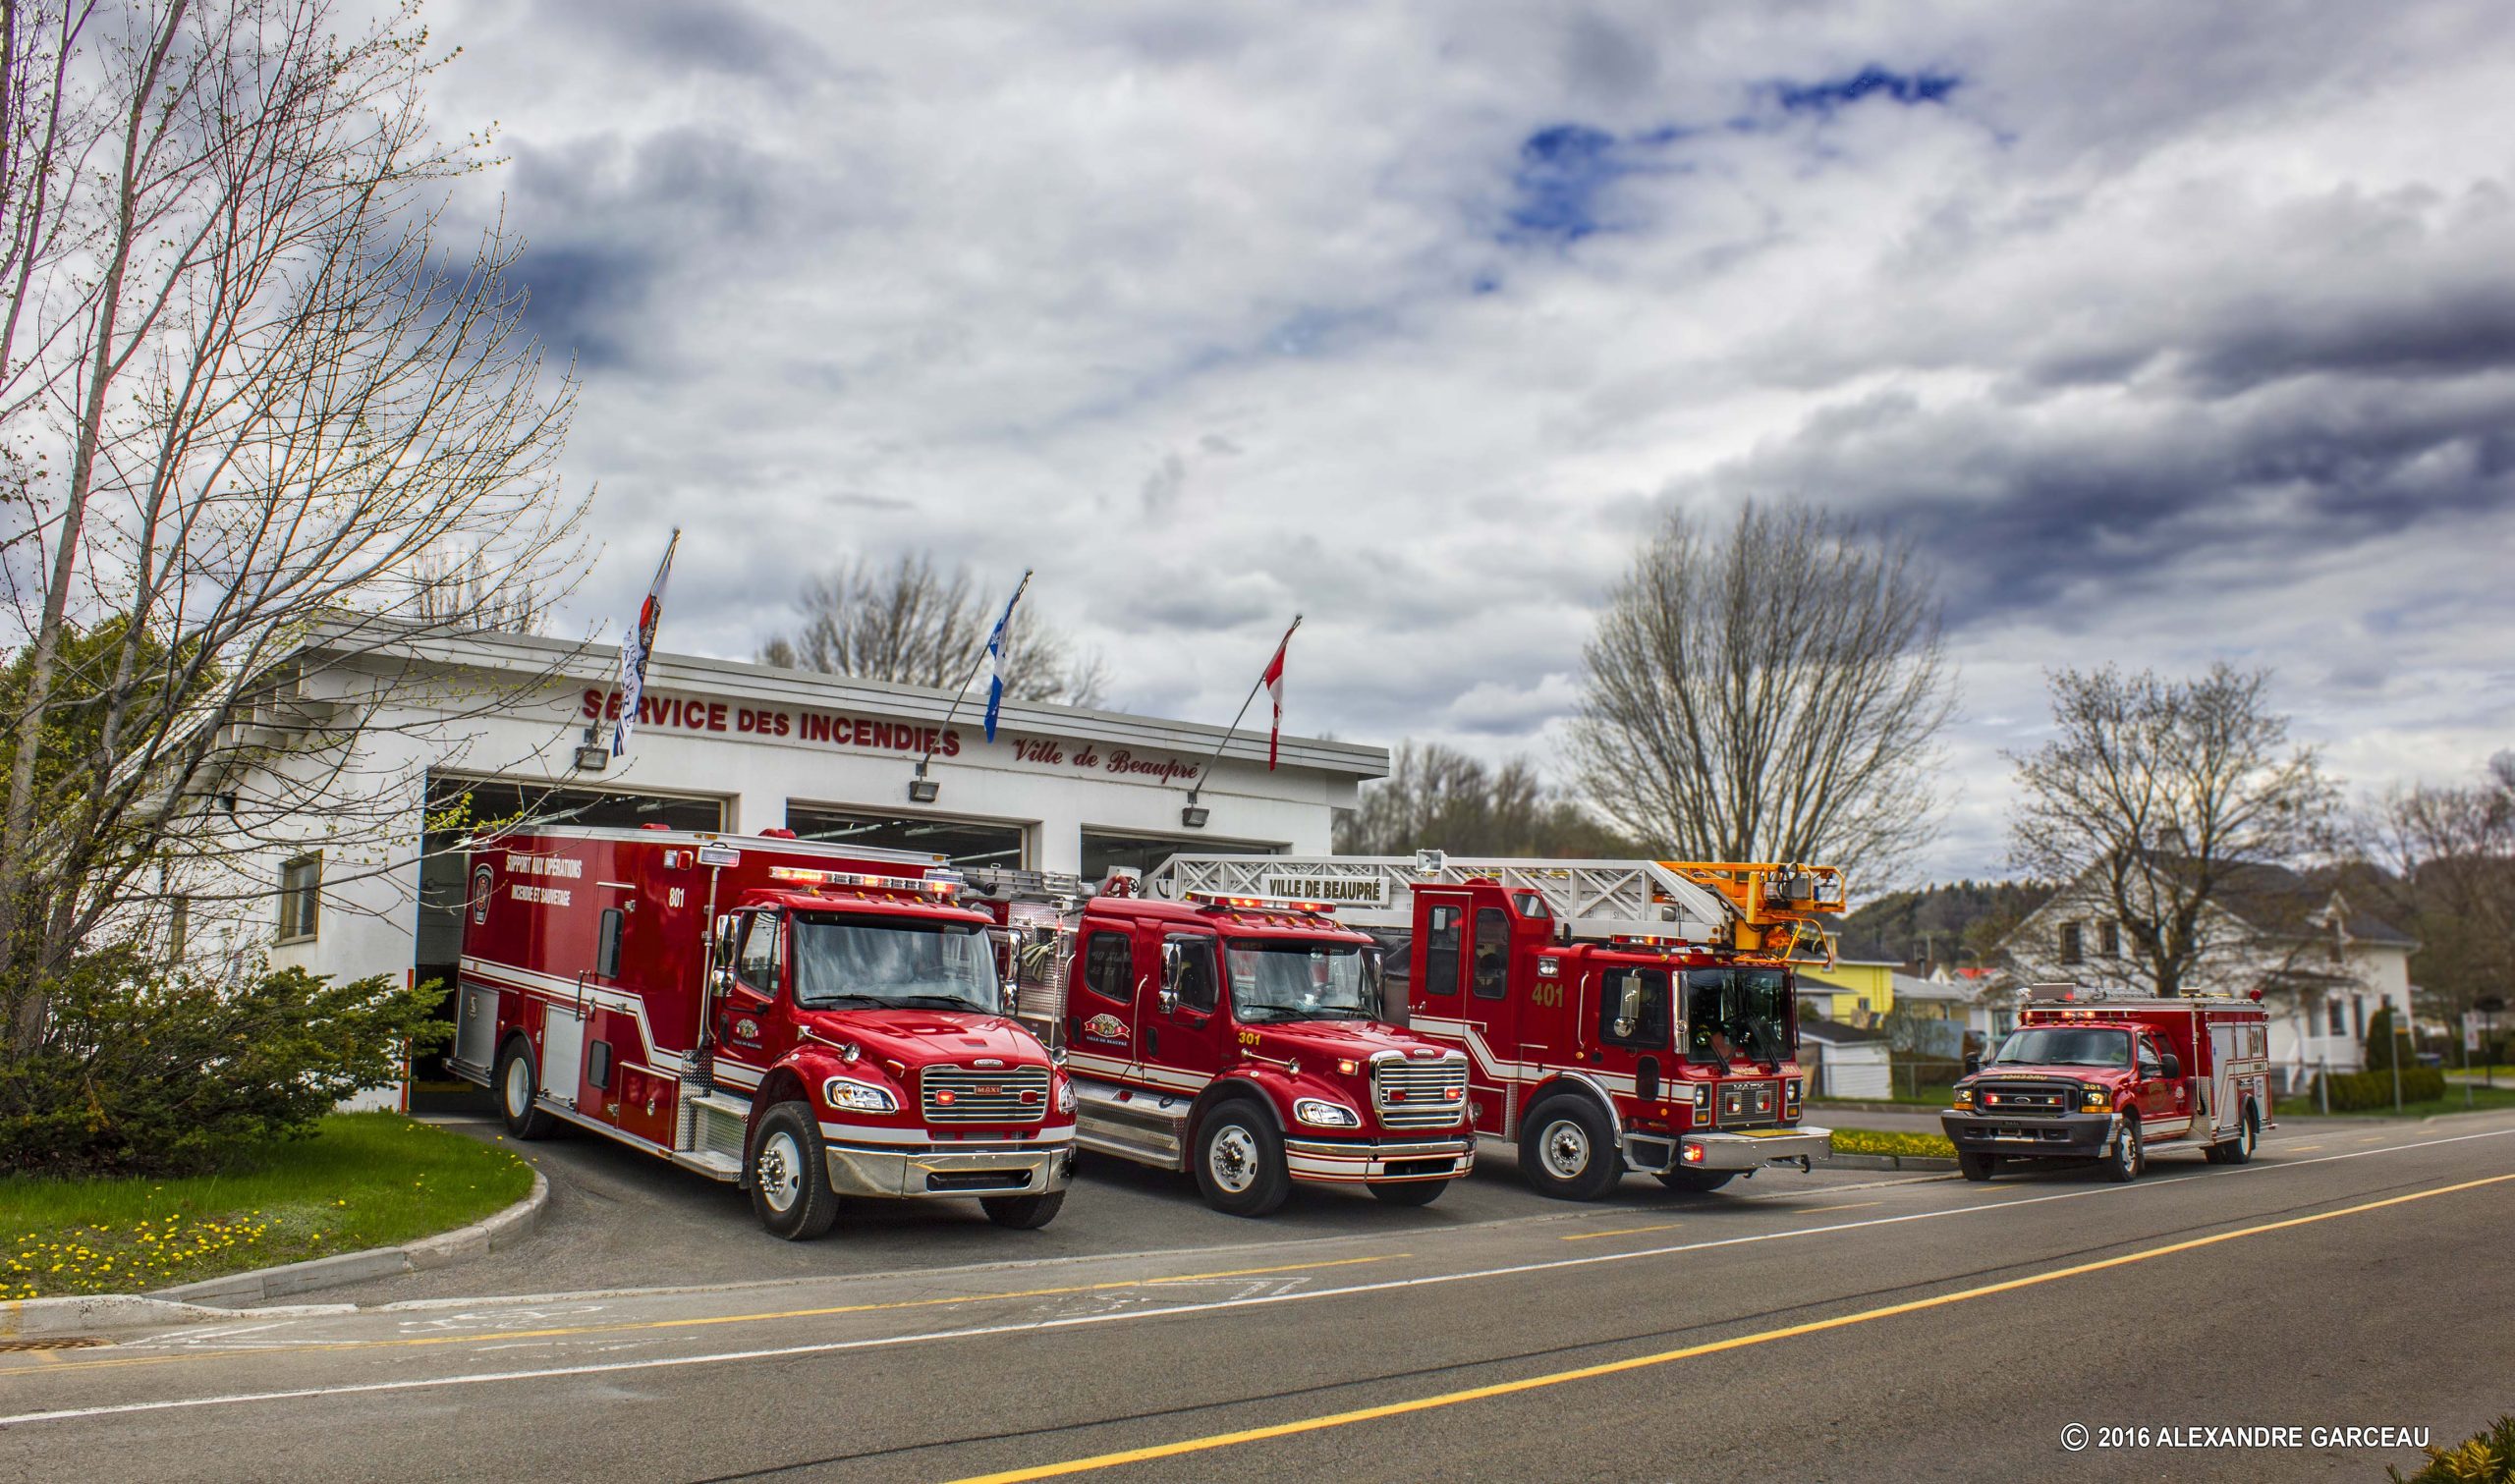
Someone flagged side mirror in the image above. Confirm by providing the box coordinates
[1613,972,1643,1039]
[2160,1052,2182,1080]
[713,914,739,966]
[1964,1053,1982,1074]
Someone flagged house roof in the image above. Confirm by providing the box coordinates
[1891,971,1970,1001]
[2211,863,2419,948]
[1798,1017,1891,1045]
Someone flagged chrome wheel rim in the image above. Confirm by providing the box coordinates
[1539,1119,1591,1181]
[503,1057,531,1119]
[1208,1125,1258,1193]
[756,1130,804,1214]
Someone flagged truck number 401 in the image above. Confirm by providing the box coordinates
[1530,981,1563,1009]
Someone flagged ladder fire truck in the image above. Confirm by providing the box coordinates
[449,827,1076,1239]
[1142,852,1842,1200]
[965,870,1475,1218]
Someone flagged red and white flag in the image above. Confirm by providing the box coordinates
[1260,628,1291,771]
[613,528,679,756]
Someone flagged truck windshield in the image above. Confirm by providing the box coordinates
[1990,1027,2131,1068]
[790,913,1001,1013]
[1224,939,1374,1021]
[1680,966,1794,1064]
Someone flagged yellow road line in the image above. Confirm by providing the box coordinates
[1794,1202,1880,1216]
[2356,1135,2388,1143]
[0,1253,1403,1381]
[1557,1224,1682,1242]
[2287,1144,2322,1152]
[946,1173,2515,1483]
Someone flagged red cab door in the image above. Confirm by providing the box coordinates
[1141,927,1230,1096]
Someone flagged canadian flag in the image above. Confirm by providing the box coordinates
[1261,632,1290,771]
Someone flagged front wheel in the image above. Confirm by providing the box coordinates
[1193,1101,1290,1217]
[495,1038,556,1140]
[2102,1118,2144,1183]
[1369,1180,1446,1207]
[981,1190,1065,1230]
[749,1102,842,1240]
[1957,1151,1998,1182]
[1519,1098,1621,1201]
[1655,1168,1736,1194]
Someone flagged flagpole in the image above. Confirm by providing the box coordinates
[1184,614,1301,816]
[913,569,1033,794]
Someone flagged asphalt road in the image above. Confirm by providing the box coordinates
[5,1110,2509,1483]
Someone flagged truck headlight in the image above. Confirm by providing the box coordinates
[822,1077,899,1114]
[1953,1085,1974,1109]
[2081,1086,2111,1113]
[1691,1083,1712,1116]
[1294,1099,1361,1128]
[1054,1076,1076,1115]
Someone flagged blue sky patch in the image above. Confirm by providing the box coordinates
[1502,123,1660,245]
[1772,65,1961,117]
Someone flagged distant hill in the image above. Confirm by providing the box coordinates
[1828,879,2056,970]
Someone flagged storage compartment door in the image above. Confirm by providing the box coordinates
[452,982,499,1079]
[2208,1022,2242,1134]
[540,1005,586,1110]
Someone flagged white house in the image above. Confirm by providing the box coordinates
[1994,861,2417,1091]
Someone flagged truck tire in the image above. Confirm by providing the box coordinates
[1369,1180,1446,1207]
[495,1037,556,1140]
[980,1190,1065,1230]
[1193,1100,1291,1217]
[1519,1096,1621,1202]
[1655,1169,1736,1194]
[1957,1151,1998,1182]
[2101,1117,2143,1183]
[2212,1105,2259,1166]
[749,1102,842,1240]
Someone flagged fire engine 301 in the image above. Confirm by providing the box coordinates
[964,870,1475,1218]
[1942,984,2274,1182]
[1146,853,1841,1200]
[449,827,1076,1239]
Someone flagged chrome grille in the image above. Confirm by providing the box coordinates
[1715,1079,1779,1128]
[1975,1081,2076,1117]
[922,1066,1049,1125]
[1374,1056,1468,1128]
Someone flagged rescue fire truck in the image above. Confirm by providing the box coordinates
[1941,985,2274,1182]
[963,870,1475,1217]
[448,827,1076,1239]
[1143,852,1840,1200]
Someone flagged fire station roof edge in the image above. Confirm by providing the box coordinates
[306,621,1391,781]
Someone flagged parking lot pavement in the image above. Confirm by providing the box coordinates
[269,1118,1935,1307]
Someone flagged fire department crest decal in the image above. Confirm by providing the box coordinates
[1082,1013,1128,1045]
[469,863,494,924]
[734,1017,760,1041]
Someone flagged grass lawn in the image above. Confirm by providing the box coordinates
[1809,1085,1963,1109]
[2273,1083,2515,1121]
[1830,1127,1957,1159]
[2,1113,532,1300]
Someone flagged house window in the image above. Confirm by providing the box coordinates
[2327,997,2346,1037]
[277,855,321,943]
[2352,997,2365,1040]
[2059,921,2084,964]
[2098,920,2121,958]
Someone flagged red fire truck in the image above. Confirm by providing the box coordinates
[1146,853,1840,1200]
[964,871,1475,1217]
[448,827,1076,1238]
[1941,985,2274,1182]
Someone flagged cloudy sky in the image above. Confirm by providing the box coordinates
[424,0,2515,883]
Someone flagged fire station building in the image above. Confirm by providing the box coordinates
[233,626,1387,1107]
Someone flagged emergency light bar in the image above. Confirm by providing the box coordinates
[1183,889,1339,915]
[766,866,959,897]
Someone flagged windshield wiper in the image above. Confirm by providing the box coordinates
[1235,1005,1302,1022]
[882,993,991,1012]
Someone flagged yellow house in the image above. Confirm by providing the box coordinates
[1796,959,1897,1027]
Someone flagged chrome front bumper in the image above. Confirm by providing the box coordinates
[824,1140,1076,1199]
[1282,1134,1477,1184]
[1672,1127,1834,1172]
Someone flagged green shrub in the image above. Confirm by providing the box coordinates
[0,948,450,1177]
[2319,1066,2447,1112]
[2388,1414,2515,1484]
[1830,1127,1957,1159]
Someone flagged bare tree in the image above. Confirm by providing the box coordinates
[1335,741,1638,857]
[759,551,1108,707]
[2006,664,2336,997]
[0,0,587,1052]
[1571,501,1954,885]
[2359,752,2515,1020]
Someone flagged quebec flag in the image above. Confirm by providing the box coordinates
[982,586,1018,742]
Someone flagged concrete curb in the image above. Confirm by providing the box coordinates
[1828,1153,1959,1172]
[0,1170,546,1342]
